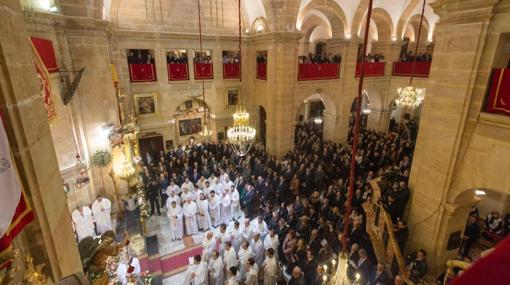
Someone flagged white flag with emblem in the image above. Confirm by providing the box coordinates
[0,115,22,237]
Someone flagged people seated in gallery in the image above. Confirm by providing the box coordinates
[357,53,385,63]
[400,51,433,62]
[298,52,341,64]
[166,52,188,64]
[483,211,504,242]
[406,249,428,282]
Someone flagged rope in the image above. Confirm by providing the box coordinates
[197,0,208,127]
[342,0,374,253]
[409,0,427,86]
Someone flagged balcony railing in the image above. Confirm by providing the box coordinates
[129,63,157,82]
[297,63,340,81]
[355,62,385,77]
[194,63,213,79]
[256,63,267,80]
[223,63,240,79]
[167,63,189,81]
[392,61,431,77]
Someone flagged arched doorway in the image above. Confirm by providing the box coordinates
[172,98,213,145]
[295,94,326,141]
[388,96,423,132]
[348,91,371,138]
[259,106,267,146]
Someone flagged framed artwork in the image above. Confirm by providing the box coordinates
[179,118,203,136]
[185,100,193,109]
[134,93,158,116]
[227,89,239,107]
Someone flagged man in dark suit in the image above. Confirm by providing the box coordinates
[147,172,161,216]
[244,185,256,219]
[356,248,372,285]
[460,215,480,258]
[370,263,389,285]
[307,229,322,255]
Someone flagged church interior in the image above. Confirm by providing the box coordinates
[1,0,510,284]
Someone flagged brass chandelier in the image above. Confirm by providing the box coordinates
[395,0,427,110]
[227,0,256,156]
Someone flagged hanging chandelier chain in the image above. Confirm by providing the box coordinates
[409,0,427,86]
[343,0,374,254]
[197,0,209,135]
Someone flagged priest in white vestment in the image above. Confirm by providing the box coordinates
[263,229,280,261]
[91,195,113,235]
[166,180,180,197]
[229,186,241,220]
[202,231,216,262]
[184,255,207,285]
[245,258,259,285]
[262,248,277,285]
[181,187,194,204]
[181,178,194,195]
[237,241,253,281]
[250,233,265,268]
[254,216,268,240]
[165,190,181,208]
[196,193,211,231]
[241,219,253,244]
[230,221,242,252]
[220,191,231,224]
[208,191,221,227]
[183,198,199,235]
[72,205,95,242]
[167,201,183,240]
[208,251,224,285]
[223,241,238,273]
[226,267,239,285]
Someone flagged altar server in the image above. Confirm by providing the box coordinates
[208,191,221,227]
[197,193,211,231]
[185,255,208,285]
[230,186,242,220]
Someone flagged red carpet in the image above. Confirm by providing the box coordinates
[139,245,203,276]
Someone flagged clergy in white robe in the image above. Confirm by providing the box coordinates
[241,219,253,244]
[226,267,239,285]
[208,191,221,227]
[262,249,277,285]
[91,196,112,235]
[71,206,95,242]
[208,251,224,285]
[220,192,231,224]
[214,179,225,197]
[196,193,211,231]
[166,181,180,197]
[245,258,259,285]
[184,255,208,285]
[254,217,269,241]
[166,190,181,208]
[230,221,242,253]
[183,198,199,235]
[116,256,141,285]
[250,233,265,268]
[237,242,253,281]
[220,170,230,185]
[263,229,280,261]
[230,186,242,220]
[167,201,183,240]
[181,188,194,205]
[181,178,194,195]
[223,241,238,273]
[202,231,216,262]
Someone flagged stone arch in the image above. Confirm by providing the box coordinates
[294,92,337,141]
[299,0,347,39]
[395,0,422,39]
[250,17,268,33]
[301,13,332,43]
[405,14,430,43]
[370,8,394,41]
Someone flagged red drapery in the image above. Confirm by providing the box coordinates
[355,62,385,77]
[392,61,431,77]
[256,63,267,80]
[485,68,510,115]
[194,63,213,79]
[223,63,240,79]
[29,37,58,73]
[129,64,157,82]
[298,63,340,81]
[167,63,189,81]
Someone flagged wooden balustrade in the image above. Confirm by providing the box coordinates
[364,178,413,283]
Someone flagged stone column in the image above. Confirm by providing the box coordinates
[406,0,499,274]
[0,0,82,280]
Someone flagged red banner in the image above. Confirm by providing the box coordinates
[0,192,35,258]
[30,37,58,73]
[129,64,157,82]
[485,69,510,115]
[167,63,189,81]
[298,63,340,81]
[223,63,240,79]
[256,63,267,80]
[31,41,57,121]
[392,61,431,77]
[355,62,385,77]
[194,63,213,79]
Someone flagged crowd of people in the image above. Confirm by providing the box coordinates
[399,51,432,62]
[256,54,267,64]
[357,53,385,63]
[137,119,422,285]
[194,54,213,64]
[298,53,342,64]
[127,50,155,64]
[167,52,188,64]
[223,54,240,64]
[71,195,113,242]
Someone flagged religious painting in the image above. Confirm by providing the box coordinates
[227,89,239,107]
[133,93,158,116]
[179,118,203,136]
[127,49,157,82]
